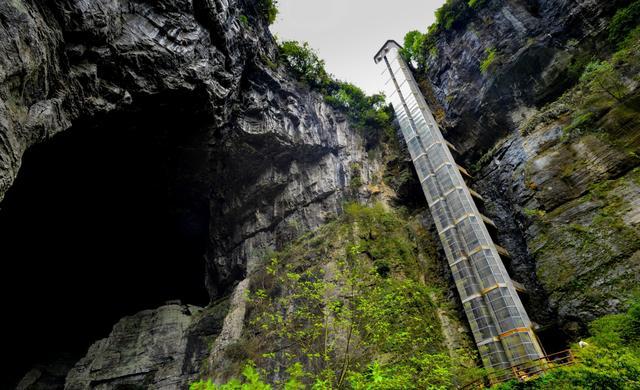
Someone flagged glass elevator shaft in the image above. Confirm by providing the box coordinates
[374,41,545,371]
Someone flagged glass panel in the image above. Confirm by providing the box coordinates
[439,229,465,262]
[502,332,541,364]
[457,215,490,253]
[463,297,499,340]
[479,341,510,369]
[421,175,440,204]
[407,136,423,160]
[431,199,453,231]
[427,143,448,171]
[486,288,526,333]
[435,163,457,193]
[413,155,431,182]
[451,260,480,299]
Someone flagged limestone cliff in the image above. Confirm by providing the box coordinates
[417,0,640,338]
[5,0,640,388]
[2,0,380,388]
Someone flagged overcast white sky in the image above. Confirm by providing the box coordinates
[271,0,446,95]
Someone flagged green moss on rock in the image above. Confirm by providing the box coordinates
[531,169,640,326]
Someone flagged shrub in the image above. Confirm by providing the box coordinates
[480,47,498,73]
[190,362,271,389]
[562,111,594,136]
[435,0,473,30]
[626,299,640,341]
[259,0,278,25]
[609,0,640,45]
[493,298,640,389]
[468,0,488,9]
[279,41,330,89]
[238,14,249,27]
[579,60,628,102]
[401,30,427,66]
[278,41,394,148]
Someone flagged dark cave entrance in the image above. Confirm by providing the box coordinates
[0,99,211,386]
[536,324,572,355]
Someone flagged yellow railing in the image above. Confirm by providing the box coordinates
[461,349,577,389]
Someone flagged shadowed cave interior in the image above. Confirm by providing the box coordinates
[0,101,212,387]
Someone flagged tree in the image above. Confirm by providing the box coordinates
[580,61,628,103]
[401,30,427,66]
[260,0,278,25]
[279,41,330,89]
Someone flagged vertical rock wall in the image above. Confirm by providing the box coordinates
[419,0,640,336]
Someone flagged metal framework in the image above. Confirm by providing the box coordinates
[373,41,545,370]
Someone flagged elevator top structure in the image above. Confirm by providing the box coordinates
[374,40,544,371]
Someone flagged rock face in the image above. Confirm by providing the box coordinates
[1,0,377,387]
[6,0,638,387]
[420,0,640,336]
[0,0,374,295]
[423,0,625,157]
[64,304,217,390]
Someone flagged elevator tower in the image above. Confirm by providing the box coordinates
[374,40,544,370]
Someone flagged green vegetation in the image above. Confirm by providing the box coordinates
[238,14,249,27]
[560,112,594,138]
[401,30,428,66]
[520,25,640,137]
[468,0,488,9]
[278,41,395,147]
[530,168,640,321]
[479,47,498,74]
[609,0,640,46]
[522,208,545,219]
[259,0,278,25]
[435,0,475,30]
[349,163,363,192]
[580,60,628,103]
[279,41,330,89]
[493,299,640,389]
[190,362,304,389]
[565,51,592,83]
[399,0,489,71]
[194,204,477,388]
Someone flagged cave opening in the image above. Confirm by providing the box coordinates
[1,98,212,386]
[537,324,571,355]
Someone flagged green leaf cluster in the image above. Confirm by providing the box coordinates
[609,0,640,46]
[399,0,488,71]
[278,41,395,148]
[479,47,498,74]
[467,0,488,9]
[435,0,472,30]
[198,203,475,389]
[434,0,487,31]
[190,362,304,389]
[520,25,640,138]
[259,0,278,25]
[401,30,428,67]
[579,60,628,103]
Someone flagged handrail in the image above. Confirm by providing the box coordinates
[461,349,577,389]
